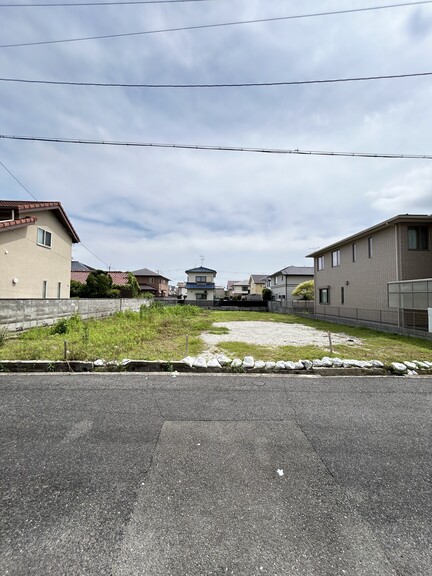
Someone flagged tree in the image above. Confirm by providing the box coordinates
[81,270,120,298]
[70,279,84,298]
[292,279,314,300]
[126,272,141,298]
[262,288,272,301]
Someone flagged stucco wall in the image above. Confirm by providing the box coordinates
[0,211,73,299]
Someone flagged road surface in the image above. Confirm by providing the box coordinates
[1,373,431,575]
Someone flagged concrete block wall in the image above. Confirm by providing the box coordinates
[0,299,148,332]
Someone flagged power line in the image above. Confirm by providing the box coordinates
[0,157,110,267]
[0,0,211,6]
[1,133,431,160]
[2,1,431,48]
[0,159,38,200]
[1,70,431,88]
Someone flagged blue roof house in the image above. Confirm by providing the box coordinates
[185,266,217,302]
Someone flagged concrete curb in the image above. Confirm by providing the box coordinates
[0,359,431,376]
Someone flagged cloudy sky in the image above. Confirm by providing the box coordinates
[1,0,431,287]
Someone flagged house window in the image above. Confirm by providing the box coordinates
[196,293,207,300]
[352,243,356,262]
[331,250,340,267]
[368,237,373,258]
[0,209,14,222]
[149,277,154,283]
[274,276,278,285]
[341,286,345,305]
[317,256,324,271]
[408,226,428,250]
[57,282,62,298]
[319,288,330,304]
[37,227,52,248]
[42,280,48,298]
[196,276,207,283]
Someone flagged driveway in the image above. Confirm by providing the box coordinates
[1,373,431,575]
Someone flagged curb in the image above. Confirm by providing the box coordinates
[0,359,431,376]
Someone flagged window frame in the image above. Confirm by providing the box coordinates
[352,243,356,263]
[331,250,340,268]
[196,276,207,283]
[37,227,52,248]
[317,256,325,271]
[368,237,373,258]
[408,226,429,251]
[319,288,330,304]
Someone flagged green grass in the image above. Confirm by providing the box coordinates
[0,307,430,364]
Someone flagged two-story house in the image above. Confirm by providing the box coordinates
[307,214,432,329]
[0,200,80,298]
[226,280,249,299]
[248,274,267,297]
[133,268,170,297]
[267,266,314,301]
[185,266,217,302]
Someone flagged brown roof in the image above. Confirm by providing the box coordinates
[0,200,80,243]
[71,271,129,286]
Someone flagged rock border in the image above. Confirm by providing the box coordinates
[1,356,431,375]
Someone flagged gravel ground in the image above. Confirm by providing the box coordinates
[201,321,362,350]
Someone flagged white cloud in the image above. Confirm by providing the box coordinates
[1,0,431,288]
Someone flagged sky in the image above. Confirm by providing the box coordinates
[1,0,432,288]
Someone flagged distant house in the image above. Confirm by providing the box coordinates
[267,266,314,301]
[132,268,170,297]
[185,266,217,302]
[307,214,432,329]
[71,270,132,297]
[227,280,249,299]
[71,260,95,272]
[248,274,267,297]
[0,200,80,298]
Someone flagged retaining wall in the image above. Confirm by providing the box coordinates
[0,298,149,332]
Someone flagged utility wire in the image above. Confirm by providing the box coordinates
[1,134,431,160]
[0,0,211,6]
[0,157,110,267]
[0,159,38,200]
[2,1,431,48]
[1,71,431,88]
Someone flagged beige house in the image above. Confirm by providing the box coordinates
[307,214,432,328]
[248,274,267,297]
[0,201,80,298]
[185,266,217,301]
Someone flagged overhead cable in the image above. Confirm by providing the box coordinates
[1,71,431,88]
[0,0,211,6]
[1,1,431,48]
[1,134,431,160]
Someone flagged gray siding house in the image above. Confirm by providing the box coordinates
[267,266,314,302]
[307,214,432,329]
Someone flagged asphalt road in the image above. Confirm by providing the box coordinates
[1,373,431,576]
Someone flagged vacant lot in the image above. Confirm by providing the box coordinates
[0,306,431,363]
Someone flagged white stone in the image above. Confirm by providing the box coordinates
[302,360,313,370]
[414,361,429,369]
[216,354,232,366]
[254,360,266,369]
[321,357,333,367]
[243,356,255,369]
[182,356,195,367]
[332,358,344,368]
[284,361,296,370]
[94,359,105,366]
[312,359,323,367]
[293,361,304,370]
[231,358,243,368]
[423,361,432,368]
[193,357,207,368]
[207,358,222,369]
[265,361,276,370]
[404,361,417,370]
[121,359,131,366]
[390,362,408,374]
[275,361,286,370]
[371,360,384,368]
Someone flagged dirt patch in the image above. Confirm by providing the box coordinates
[202,321,362,349]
